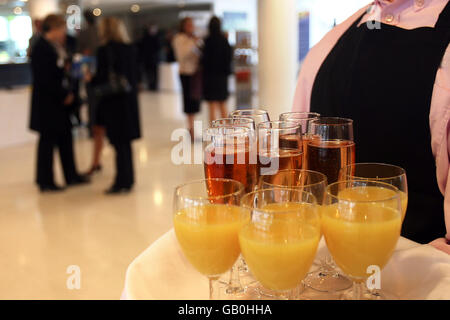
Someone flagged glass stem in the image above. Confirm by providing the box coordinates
[352,281,364,300]
[227,265,243,294]
[209,277,214,300]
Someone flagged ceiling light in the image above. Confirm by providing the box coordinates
[131,4,140,13]
[93,8,102,17]
[13,7,23,15]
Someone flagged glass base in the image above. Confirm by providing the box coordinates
[339,282,398,300]
[303,269,353,292]
[246,283,305,300]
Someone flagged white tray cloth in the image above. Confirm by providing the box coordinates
[124,229,450,300]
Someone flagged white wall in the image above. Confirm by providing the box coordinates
[0,88,36,149]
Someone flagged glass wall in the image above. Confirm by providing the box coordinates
[0,14,32,63]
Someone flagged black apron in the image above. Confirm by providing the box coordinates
[310,2,450,244]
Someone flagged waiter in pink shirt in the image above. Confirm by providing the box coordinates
[293,0,450,253]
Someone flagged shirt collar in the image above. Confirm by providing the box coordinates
[374,0,395,7]
[374,0,429,9]
[372,0,429,14]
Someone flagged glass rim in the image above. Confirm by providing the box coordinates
[204,126,251,137]
[257,120,301,131]
[175,178,245,201]
[341,162,407,181]
[260,169,328,188]
[326,180,401,204]
[231,109,269,116]
[241,187,318,212]
[212,117,255,125]
[310,117,354,126]
[280,112,321,120]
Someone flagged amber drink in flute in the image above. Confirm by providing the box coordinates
[258,121,303,178]
[307,117,355,184]
[279,112,321,169]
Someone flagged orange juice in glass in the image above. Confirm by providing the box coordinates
[173,179,247,299]
[239,188,320,299]
[339,163,408,222]
[174,204,249,276]
[322,181,402,299]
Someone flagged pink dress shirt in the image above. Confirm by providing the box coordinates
[293,0,450,253]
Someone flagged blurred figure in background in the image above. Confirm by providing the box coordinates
[172,17,201,140]
[27,19,43,57]
[91,17,141,194]
[29,14,90,192]
[77,9,100,57]
[163,29,176,63]
[201,16,232,122]
[77,10,103,175]
[138,24,161,91]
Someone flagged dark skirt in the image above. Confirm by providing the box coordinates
[203,74,229,102]
[180,74,201,114]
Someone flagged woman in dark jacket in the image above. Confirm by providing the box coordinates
[29,14,89,192]
[92,17,141,194]
[201,16,232,123]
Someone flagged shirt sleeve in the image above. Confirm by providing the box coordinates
[430,44,450,241]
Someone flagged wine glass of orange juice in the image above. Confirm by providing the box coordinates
[239,187,321,299]
[339,163,408,222]
[259,169,343,295]
[322,180,402,300]
[173,179,249,299]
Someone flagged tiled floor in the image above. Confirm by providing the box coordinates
[0,91,240,299]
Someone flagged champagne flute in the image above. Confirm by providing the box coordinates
[173,179,249,300]
[230,109,270,127]
[204,127,257,194]
[307,117,355,183]
[339,163,408,222]
[212,117,256,132]
[323,180,402,300]
[258,121,303,177]
[240,187,321,299]
[304,117,355,292]
[279,112,320,169]
[203,126,257,296]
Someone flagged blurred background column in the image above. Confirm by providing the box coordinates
[29,0,60,19]
[257,0,299,118]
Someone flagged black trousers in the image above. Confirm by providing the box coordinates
[36,131,78,186]
[112,141,134,188]
[145,63,159,91]
[180,75,200,114]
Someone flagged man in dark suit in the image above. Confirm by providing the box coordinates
[29,14,89,192]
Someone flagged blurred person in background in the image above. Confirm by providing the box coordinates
[172,17,201,140]
[163,29,176,63]
[77,9,104,175]
[29,14,90,192]
[201,16,232,123]
[138,24,161,91]
[27,19,43,57]
[91,17,141,194]
[77,9,100,57]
